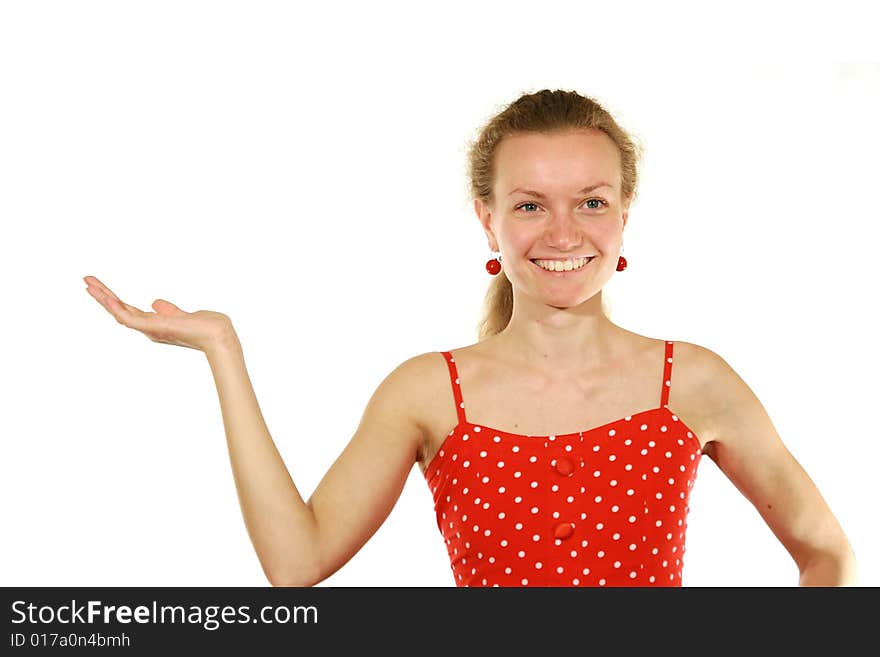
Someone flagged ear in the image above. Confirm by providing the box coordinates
[621,196,632,231]
[474,198,499,251]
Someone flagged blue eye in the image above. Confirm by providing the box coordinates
[515,199,607,212]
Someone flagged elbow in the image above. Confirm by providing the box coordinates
[268,568,319,588]
[798,544,858,587]
[264,511,325,587]
[263,520,327,588]
[269,577,315,588]
[266,555,324,587]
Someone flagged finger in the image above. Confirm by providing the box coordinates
[83,278,156,322]
[85,282,150,319]
[91,289,151,329]
[84,275,111,294]
[93,290,129,320]
[84,280,178,337]
[86,285,129,313]
[118,298,149,317]
[86,285,113,310]
[110,296,153,321]
[85,283,106,303]
[84,276,123,302]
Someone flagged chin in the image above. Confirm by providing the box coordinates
[544,295,588,309]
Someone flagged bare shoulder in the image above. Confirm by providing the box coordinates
[674,340,742,400]
[668,340,754,454]
[384,346,488,465]
[391,345,484,399]
[660,340,730,453]
[385,349,454,394]
[374,349,455,449]
[374,350,446,408]
[670,340,722,381]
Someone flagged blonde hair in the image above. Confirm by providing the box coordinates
[466,89,645,340]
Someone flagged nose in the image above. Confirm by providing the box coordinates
[544,211,583,250]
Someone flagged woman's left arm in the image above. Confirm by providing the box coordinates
[693,344,858,586]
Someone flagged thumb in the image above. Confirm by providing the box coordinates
[152,298,184,313]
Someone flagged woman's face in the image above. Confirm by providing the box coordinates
[476,128,630,309]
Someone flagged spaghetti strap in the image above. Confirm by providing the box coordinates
[661,340,674,408]
[440,351,468,425]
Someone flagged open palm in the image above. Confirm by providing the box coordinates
[83,275,232,352]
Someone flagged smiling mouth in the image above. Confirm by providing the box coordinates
[530,256,595,273]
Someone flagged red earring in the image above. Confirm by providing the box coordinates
[485,252,501,275]
[616,242,628,271]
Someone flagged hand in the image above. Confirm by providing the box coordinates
[83,275,235,353]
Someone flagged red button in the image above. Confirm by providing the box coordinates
[554,522,574,540]
[555,457,575,476]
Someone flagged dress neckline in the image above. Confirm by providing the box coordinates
[456,405,668,440]
[423,405,702,478]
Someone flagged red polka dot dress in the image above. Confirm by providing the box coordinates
[423,341,703,587]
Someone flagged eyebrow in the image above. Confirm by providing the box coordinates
[508,182,614,198]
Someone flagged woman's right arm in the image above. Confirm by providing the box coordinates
[85,276,428,587]
[204,330,321,586]
[204,331,427,587]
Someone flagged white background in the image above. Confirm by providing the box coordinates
[1,1,878,587]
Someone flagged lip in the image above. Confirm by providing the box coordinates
[530,256,595,276]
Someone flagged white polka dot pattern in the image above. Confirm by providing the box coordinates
[424,341,703,587]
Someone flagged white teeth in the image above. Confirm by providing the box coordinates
[533,257,591,272]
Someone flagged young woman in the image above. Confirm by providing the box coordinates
[84,89,856,587]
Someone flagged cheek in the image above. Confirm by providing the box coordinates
[591,226,622,251]
[499,226,539,251]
